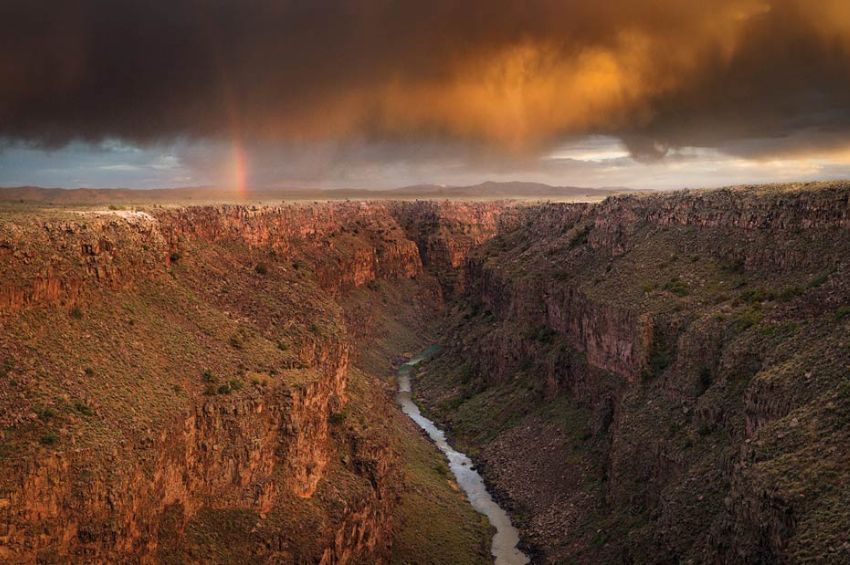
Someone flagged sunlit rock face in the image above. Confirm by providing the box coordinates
[0,200,506,562]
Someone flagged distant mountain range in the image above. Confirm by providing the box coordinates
[0,181,636,204]
[382,181,633,198]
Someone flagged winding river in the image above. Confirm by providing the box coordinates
[396,347,530,565]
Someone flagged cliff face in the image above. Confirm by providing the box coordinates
[416,184,850,563]
[1,372,347,561]
[7,186,847,564]
[0,201,501,563]
[388,200,520,296]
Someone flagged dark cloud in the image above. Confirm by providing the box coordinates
[1,0,850,159]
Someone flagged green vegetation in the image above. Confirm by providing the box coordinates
[808,270,833,288]
[254,263,268,275]
[759,321,800,338]
[836,306,850,322]
[69,306,83,319]
[777,285,804,302]
[739,288,773,304]
[74,401,94,416]
[39,433,59,446]
[328,408,348,425]
[0,358,13,379]
[391,426,491,565]
[663,277,689,297]
[569,224,593,249]
[731,307,763,332]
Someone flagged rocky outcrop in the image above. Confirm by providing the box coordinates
[0,340,352,562]
[419,184,850,563]
[389,200,520,295]
[0,201,503,313]
[0,199,501,563]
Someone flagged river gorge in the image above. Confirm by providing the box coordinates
[2,184,850,562]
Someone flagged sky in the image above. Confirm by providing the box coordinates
[2,0,850,191]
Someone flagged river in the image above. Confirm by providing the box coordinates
[395,347,530,565]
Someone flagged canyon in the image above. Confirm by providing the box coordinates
[1,182,849,563]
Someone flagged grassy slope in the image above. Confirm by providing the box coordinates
[341,280,492,565]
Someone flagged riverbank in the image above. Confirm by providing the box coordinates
[396,350,529,565]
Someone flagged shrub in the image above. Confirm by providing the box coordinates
[40,433,59,446]
[643,335,673,381]
[568,225,592,249]
[721,257,746,274]
[203,384,218,396]
[663,278,689,297]
[228,379,243,392]
[777,286,803,302]
[739,288,776,304]
[329,409,348,425]
[731,307,763,332]
[0,358,13,379]
[308,323,320,335]
[84,367,95,377]
[69,306,83,319]
[169,252,181,263]
[251,375,270,387]
[202,370,216,383]
[217,384,232,395]
[808,271,832,288]
[836,306,850,322]
[255,263,268,275]
[759,322,800,338]
[74,401,93,416]
[37,407,55,421]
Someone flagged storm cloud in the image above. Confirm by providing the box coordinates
[2,0,850,160]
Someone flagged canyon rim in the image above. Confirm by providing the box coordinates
[1,182,850,563]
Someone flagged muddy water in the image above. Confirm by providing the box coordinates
[396,347,530,565]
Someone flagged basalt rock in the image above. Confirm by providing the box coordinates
[419,183,850,563]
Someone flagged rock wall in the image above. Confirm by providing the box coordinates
[0,200,502,563]
[424,184,850,563]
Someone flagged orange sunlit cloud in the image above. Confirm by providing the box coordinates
[2,0,850,189]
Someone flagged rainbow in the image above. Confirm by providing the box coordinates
[195,9,251,198]
[230,138,249,197]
